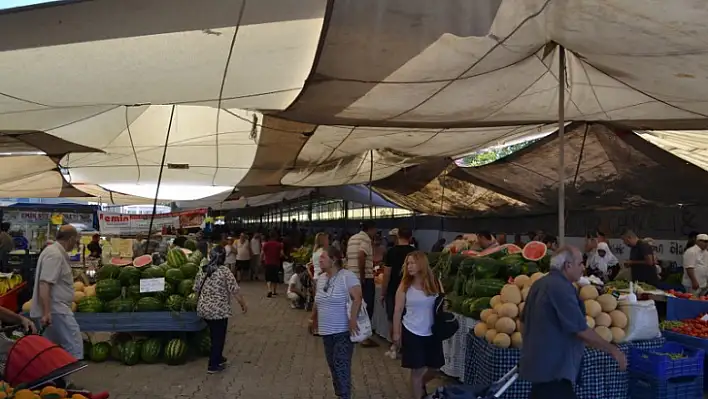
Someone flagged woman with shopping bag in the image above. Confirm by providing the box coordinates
[311,247,367,399]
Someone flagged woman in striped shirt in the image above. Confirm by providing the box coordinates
[311,247,363,399]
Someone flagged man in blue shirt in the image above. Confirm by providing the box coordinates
[520,246,626,398]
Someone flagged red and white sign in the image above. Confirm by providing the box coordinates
[98,209,207,235]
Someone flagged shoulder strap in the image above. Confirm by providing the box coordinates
[196,267,217,300]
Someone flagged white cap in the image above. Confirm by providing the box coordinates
[697,234,708,241]
[389,228,399,236]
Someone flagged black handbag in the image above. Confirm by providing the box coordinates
[431,294,459,341]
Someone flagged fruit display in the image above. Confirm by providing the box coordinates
[604,280,656,292]
[0,274,23,296]
[290,246,313,265]
[578,286,627,343]
[433,241,551,320]
[22,250,205,315]
[661,316,708,338]
[0,383,89,399]
[83,329,206,366]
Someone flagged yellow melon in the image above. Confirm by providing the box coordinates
[486,314,500,330]
[480,309,495,323]
[579,285,599,301]
[493,303,504,315]
[595,326,612,342]
[595,312,612,328]
[73,281,85,292]
[586,315,595,329]
[490,295,502,308]
[609,310,628,329]
[500,284,522,305]
[518,302,525,315]
[521,286,531,301]
[495,317,517,334]
[584,299,602,318]
[83,285,96,297]
[610,327,625,343]
[21,300,32,313]
[516,319,523,333]
[474,322,488,338]
[514,275,530,289]
[498,303,519,318]
[485,329,498,343]
[73,291,86,303]
[492,333,511,348]
[511,331,523,348]
[596,294,618,312]
[529,272,545,286]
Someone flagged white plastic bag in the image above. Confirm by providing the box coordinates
[347,299,372,343]
[618,300,661,342]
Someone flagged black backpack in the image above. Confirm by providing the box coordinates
[431,294,459,341]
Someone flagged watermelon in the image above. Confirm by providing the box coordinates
[183,293,198,311]
[141,265,165,279]
[136,297,164,312]
[109,258,131,267]
[446,294,464,314]
[469,279,505,298]
[106,297,134,313]
[477,245,505,258]
[90,342,111,362]
[468,297,492,319]
[500,244,523,255]
[500,254,524,277]
[95,279,122,301]
[460,298,477,317]
[177,279,194,296]
[126,284,142,300]
[140,338,163,364]
[454,275,467,297]
[180,263,198,279]
[121,340,141,365]
[473,257,503,278]
[167,248,188,268]
[538,254,551,273]
[158,263,169,272]
[97,265,121,280]
[156,282,176,301]
[184,239,198,251]
[165,295,184,311]
[189,250,204,264]
[165,269,185,285]
[522,241,548,262]
[133,254,153,268]
[119,266,142,286]
[77,297,104,313]
[164,338,188,365]
[111,342,123,361]
[458,258,477,277]
[522,262,539,275]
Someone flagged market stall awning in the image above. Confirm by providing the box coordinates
[453,123,708,209]
[3,0,708,201]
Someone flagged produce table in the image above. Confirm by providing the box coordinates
[68,312,205,332]
[464,334,665,399]
[440,314,476,380]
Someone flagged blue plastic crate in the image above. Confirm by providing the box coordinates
[630,372,702,399]
[630,342,704,380]
[666,297,708,321]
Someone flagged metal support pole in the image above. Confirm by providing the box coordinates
[557,45,566,246]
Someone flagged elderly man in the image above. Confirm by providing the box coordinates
[520,246,626,399]
[30,225,83,360]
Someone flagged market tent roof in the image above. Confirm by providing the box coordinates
[636,131,708,173]
[453,123,708,210]
[3,0,708,201]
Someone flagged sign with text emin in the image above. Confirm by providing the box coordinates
[140,277,165,293]
[97,209,207,235]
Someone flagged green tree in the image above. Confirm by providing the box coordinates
[457,139,540,167]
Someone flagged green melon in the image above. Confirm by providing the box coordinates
[90,342,111,362]
[184,239,198,251]
[77,296,104,313]
[126,284,143,300]
[110,342,123,362]
[180,263,198,279]
[136,297,163,312]
[167,248,188,268]
[95,279,122,301]
[165,269,185,285]
[119,266,142,286]
[156,282,176,301]
[140,338,162,364]
[121,340,141,365]
[183,293,198,311]
[141,265,165,279]
[165,295,184,312]
[177,279,194,296]
[97,265,121,280]
[164,338,188,365]
[106,297,134,313]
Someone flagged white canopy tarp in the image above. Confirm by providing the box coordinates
[1,0,707,203]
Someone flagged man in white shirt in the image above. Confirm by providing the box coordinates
[683,234,708,295]
[346,221,377,347]
[250,233,262,280]
[286,264,306,309]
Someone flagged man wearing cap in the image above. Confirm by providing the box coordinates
[683,234,708,295]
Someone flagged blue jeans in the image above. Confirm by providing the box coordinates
[322,332,354,399]
[204,318,228,370]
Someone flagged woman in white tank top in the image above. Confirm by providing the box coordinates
[392,251,444,399]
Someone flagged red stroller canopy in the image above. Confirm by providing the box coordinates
[5,335,85,387]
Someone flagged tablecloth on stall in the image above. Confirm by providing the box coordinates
[74,312,206,332]
[464,333,665,399]
[440,315,477,380]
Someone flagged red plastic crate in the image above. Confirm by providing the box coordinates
[0,282,27,312]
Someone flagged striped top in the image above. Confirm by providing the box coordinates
[346,231,374,279]
[315,269,360,335]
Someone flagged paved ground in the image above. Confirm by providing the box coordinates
[73,281,435,399]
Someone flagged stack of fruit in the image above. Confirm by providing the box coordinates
[22,280,94,314]
[84,328,211,366]
[661,316,708,338]
[0,274,23,296]
[0,382,88,399]
[578,285,627,343]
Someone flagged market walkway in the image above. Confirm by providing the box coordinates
[73,281,420,399]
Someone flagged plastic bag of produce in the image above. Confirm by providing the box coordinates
[618,300,661,342]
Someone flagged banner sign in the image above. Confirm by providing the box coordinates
[98,209,207,235]
[3,210,93,225]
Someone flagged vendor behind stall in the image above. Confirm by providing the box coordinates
[682,233,708,295]
[87,234,102,258]
[621,230,658,286]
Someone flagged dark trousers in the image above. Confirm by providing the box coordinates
[205,318,228,370]
[529,380,577,399]
[322,332,354,399]
[362,278,375,321]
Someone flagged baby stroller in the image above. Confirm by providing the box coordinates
[429,366,518,399]
[0,325,109,399]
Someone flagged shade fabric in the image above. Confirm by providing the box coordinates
[1,0,708,204]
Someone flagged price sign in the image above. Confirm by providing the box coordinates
[139,277,165,293]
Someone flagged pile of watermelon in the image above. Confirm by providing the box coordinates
[430,241,551,319]
[83,328,210,366]
[77,248,204,314]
